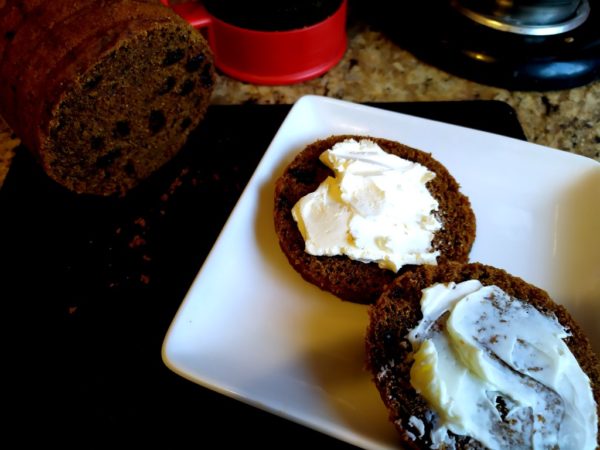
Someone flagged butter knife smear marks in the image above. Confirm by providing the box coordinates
[408,280,598,450]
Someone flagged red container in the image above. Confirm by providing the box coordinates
[162,0,347,85]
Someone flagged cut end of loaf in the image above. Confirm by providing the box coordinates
[43,19,215,196]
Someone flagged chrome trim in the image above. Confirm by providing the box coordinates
[451,0,590,36]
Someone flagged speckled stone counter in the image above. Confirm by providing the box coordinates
[209,21,600,162]
[1,19,598,188]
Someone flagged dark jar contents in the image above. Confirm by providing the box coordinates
[203,0,344,31]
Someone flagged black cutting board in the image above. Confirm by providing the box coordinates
[2,101,525,445]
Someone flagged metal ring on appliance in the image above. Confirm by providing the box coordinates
[450,0,591,36]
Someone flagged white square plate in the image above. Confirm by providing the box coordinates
[162,95,600,449]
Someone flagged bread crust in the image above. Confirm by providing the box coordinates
[365,262,600,449]
[273,135,476,304]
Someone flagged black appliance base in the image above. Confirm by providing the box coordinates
[361,0,600,91]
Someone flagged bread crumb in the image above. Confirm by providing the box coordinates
[128,235,146,248]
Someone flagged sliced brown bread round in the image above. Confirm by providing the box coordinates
[365,262,600,449]
[0,0,214,196]
[273,135,476,304]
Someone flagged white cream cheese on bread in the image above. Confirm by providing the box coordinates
[291,138,441,272]
[408,280,598,450]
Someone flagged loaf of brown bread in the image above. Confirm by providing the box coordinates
[273,135,476,304]
[366,262,600,449]
[0,0,214,195]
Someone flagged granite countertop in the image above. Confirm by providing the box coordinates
[1,17,599,189]
[209,21,600,162]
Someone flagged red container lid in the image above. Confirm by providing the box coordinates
[163,0,347,85]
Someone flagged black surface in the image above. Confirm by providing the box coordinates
[203,0,344,31]
[360,0,600,91]
[2,101,525,445]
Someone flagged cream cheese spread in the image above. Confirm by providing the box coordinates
[291,138,441,272]
[408,280,598,450]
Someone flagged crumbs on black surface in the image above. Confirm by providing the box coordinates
[103,166,201,291]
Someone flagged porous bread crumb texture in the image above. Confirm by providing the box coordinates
[0,0,215,196]
[46,23,214,195]
[365,262,600,450]
[273,135,476,304]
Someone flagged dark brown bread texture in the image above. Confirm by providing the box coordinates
[273,135,476,304]
[0,0,215,195]
[365,262,600,449]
